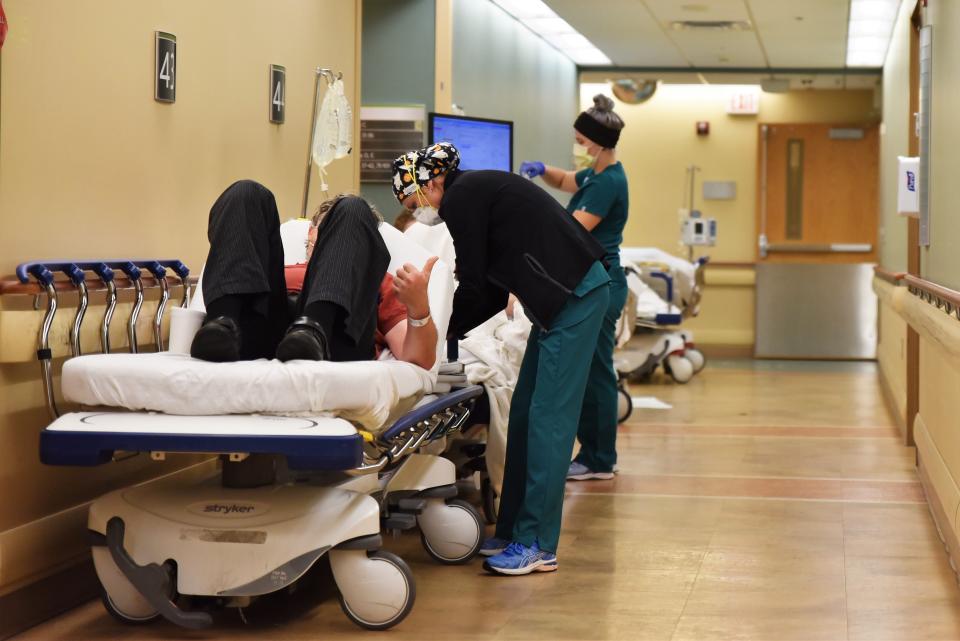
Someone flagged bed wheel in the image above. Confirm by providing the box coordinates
[100,589,162,625]
[665,354,694,384]
[685,348,706,374]
[418,498,483,564]
[331,549,415,631]
[617,385,633,424]
[481,476,498,525]
[92,546,162,625]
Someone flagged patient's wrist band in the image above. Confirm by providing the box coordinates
[408,314,431,328]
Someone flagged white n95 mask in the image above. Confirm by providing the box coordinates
[413,206,443,226]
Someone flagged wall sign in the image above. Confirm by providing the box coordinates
[155,31,176,103]
[727,90,759,115]
[269,64,285,124]
[360,106,425,183]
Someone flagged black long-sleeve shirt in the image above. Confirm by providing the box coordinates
[439,169,605,336]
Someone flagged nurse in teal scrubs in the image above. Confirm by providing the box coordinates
[520,93,629,481]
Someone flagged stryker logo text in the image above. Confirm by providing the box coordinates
[203,504,256,515]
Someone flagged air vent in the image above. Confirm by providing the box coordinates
[670,20,752,31]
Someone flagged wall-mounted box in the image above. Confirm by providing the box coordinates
[703,181,736,200]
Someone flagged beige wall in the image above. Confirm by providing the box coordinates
[879,0,914,274]
[580,83,879,346]
[924,1,960,290]
[915,333,960,561]
[0,0,361,594]
[877,298,908,428]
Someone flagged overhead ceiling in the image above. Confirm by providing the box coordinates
[543,0,863,71]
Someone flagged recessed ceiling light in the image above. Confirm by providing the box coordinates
[846,0,900,67]
[680,3,709,11]
[491,0,611,65]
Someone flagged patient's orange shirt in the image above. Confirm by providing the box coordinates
[284,265,407,357]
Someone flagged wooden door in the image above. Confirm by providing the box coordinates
[757,123,879,264]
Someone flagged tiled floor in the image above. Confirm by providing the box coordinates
[15,360,960,640]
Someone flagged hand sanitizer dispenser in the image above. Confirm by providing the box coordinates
[897,156,919,217]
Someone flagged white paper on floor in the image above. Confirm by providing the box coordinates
[631,396,672,410]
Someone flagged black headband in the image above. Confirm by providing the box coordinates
[574,112,620,149]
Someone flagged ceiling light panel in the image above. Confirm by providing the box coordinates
[731,0,848,68]
[491,0,612,65]
[846,0,901,67]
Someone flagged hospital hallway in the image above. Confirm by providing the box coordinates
[13,360,960,641]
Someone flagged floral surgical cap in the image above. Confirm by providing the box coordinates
[391,142,461,202]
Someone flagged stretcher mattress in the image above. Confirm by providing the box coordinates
[62,352,432,431]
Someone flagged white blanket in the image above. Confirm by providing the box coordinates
[62,352,429,432]
[620,246,697,306]
[460,309,531,495]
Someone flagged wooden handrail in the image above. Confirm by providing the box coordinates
[904,274,960,317]
[874,266,907,285]
[703,262,756,269]
[0,274,197,297]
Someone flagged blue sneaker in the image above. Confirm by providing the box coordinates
[483,540,558,575]
[479,536,510,557]
[567,461,614,481]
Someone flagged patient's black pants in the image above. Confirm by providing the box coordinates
[200,180,389,361]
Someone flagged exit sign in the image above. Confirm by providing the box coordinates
[727,91,759,115]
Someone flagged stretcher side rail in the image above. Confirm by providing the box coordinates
[10,258,193,420]
[350,385,483,475]
[40,385,485,472]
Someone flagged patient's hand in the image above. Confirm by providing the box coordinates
[394,256,438,320]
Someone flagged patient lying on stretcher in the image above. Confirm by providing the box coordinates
[190,181,438,369]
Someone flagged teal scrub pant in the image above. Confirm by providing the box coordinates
[574,264,629,473]
[494,268,610,553]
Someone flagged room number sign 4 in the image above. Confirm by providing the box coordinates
[155,31,176,103]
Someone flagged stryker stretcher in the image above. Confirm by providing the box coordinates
[613,250,709,418]
[17,223,485,631]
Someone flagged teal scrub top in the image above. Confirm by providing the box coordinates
[567,162,629,264]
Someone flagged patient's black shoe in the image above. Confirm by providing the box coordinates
[190,316,241,362]
[276,316,331,362]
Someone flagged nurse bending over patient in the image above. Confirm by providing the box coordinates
[190,180,437,368]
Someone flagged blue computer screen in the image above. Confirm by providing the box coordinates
[430,115,513,172]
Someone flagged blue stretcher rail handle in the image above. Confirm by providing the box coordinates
[159,260,190,279]
[15,259,191,285]
[16,261,85,285]
[649,271,674,303]
[380,385,483,443]
[138,261,166,281]
[112,262,140,280]
[16,259,191,285]
[61,264,86,286]
[654,313,683,326]
[18,264,55,286]
[92,263,115,283]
